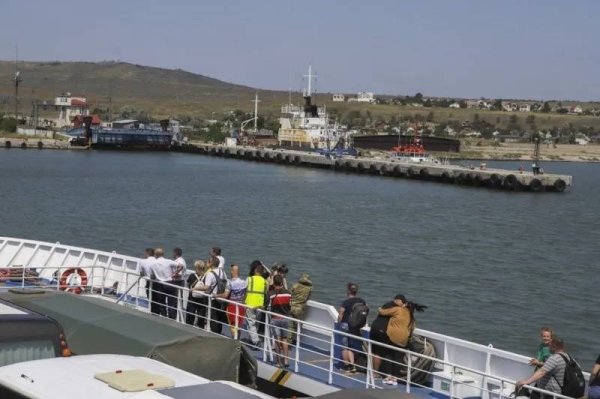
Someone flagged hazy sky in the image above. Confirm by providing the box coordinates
[1,0,599,101]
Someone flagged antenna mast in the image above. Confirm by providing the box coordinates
[303,64,317,98]
[14,43,22,121]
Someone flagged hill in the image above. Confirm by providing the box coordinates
[0,60,292,118]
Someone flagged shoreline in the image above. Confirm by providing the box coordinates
[2,137,599,163]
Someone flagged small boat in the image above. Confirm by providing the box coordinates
[390,123,447,164]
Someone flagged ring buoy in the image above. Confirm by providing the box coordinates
[59,268,88,294]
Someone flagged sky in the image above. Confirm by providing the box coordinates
[1,0,599,101]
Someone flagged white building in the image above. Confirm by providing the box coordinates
[332,93,345,102]
[356,92,375,103]
[518,104,531,112]
[449,102,461,108]
[54,93,90,127]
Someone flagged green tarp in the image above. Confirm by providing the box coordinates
[0,290,257,387]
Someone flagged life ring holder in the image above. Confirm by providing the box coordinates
[59,267,88,294]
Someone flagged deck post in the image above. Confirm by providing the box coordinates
[450,365,455,399]
[21,265,25,288]
[294,322,301,373]
[328,331,335,385]
[406,350,412,393]
[148,280,153,312]
[234,305,239,340]
[366,340,373,388]
[206,296,212,332]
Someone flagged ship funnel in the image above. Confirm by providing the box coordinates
[159,119,170,132]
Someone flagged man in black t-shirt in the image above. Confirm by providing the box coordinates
[337,283,367,372]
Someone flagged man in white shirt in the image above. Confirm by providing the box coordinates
[151,247,182,319]
[211,247,225,269]
[193,256,228,334]
[138,248,158,314]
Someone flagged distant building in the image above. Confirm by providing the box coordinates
[356,92,375,103]
[518,104,531,112]
[332,94,345,102]
[54,93,90,127]
[569,105,583,115]
[449,102,460,108]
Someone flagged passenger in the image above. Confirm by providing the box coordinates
[226,264,248,339]
[243,262,268,348]
[375,295,427,385]
[211,246,225,269]
[138,248,158,314]
[192,256,228,334]
[185,260,207,327]
[588,354,600,399]
[250,260,270,338]
[368,300,396,379]
[150,247,176,317]
[337,283,367,372]
[172,248,186,287]
[287,273,313,345]
[267,275,292,368]
[269,263,289,290]
[516,337,572,399]
[529,327,553,369]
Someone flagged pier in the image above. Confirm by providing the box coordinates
[173,143,573,192]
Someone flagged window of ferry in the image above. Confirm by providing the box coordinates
[0,340,57,368]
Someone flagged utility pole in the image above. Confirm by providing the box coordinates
[14,43,22,121]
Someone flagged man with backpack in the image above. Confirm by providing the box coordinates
[337,283,368,372]
[516,337,586,399]
[193,256,229,334]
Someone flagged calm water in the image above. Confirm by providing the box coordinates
[1,150,599,366]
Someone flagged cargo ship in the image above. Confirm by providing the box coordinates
[277,65,349,151]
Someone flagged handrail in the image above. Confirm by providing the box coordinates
[0,264,583,399]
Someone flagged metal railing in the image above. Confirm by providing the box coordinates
[0,265,582,399]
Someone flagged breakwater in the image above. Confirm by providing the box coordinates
[173,143,572,193]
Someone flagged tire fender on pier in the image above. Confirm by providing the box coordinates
[489,174,501,187]
[21,142,27,149]
[380,165,390,175]
[529,178,543,192]
[393,166,402,176]
[344,161,352,172]
[37,141,43,149]
[553,178,566,193]
[5,140,11,149]
[456,173,466,184]
[276,153,284,163]
[369,164,379,174]
[503,174,519,190]
[224,148,231,156]
[407,168,416,178]
[419,168,430,180]
[357,162,366,172]
[294,156,302,165]
[285,155,293,164]
[440,172,451,182]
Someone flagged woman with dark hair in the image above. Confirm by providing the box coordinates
[374,294,427,386]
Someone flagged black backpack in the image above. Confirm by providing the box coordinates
[210,271,228,295]
[348,302,369,329]
[553,353,585,398]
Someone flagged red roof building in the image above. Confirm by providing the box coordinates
[73,114,102,128]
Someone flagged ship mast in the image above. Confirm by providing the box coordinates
[251,92,260,134]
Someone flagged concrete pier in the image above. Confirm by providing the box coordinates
[173,143,573,193]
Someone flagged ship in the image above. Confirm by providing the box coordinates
[0,236,589,399]
[277,65,350,151]
[65,117,181,151]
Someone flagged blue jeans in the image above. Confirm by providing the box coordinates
[588,386,600,399]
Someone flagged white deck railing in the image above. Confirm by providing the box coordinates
[0,264,583,399]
